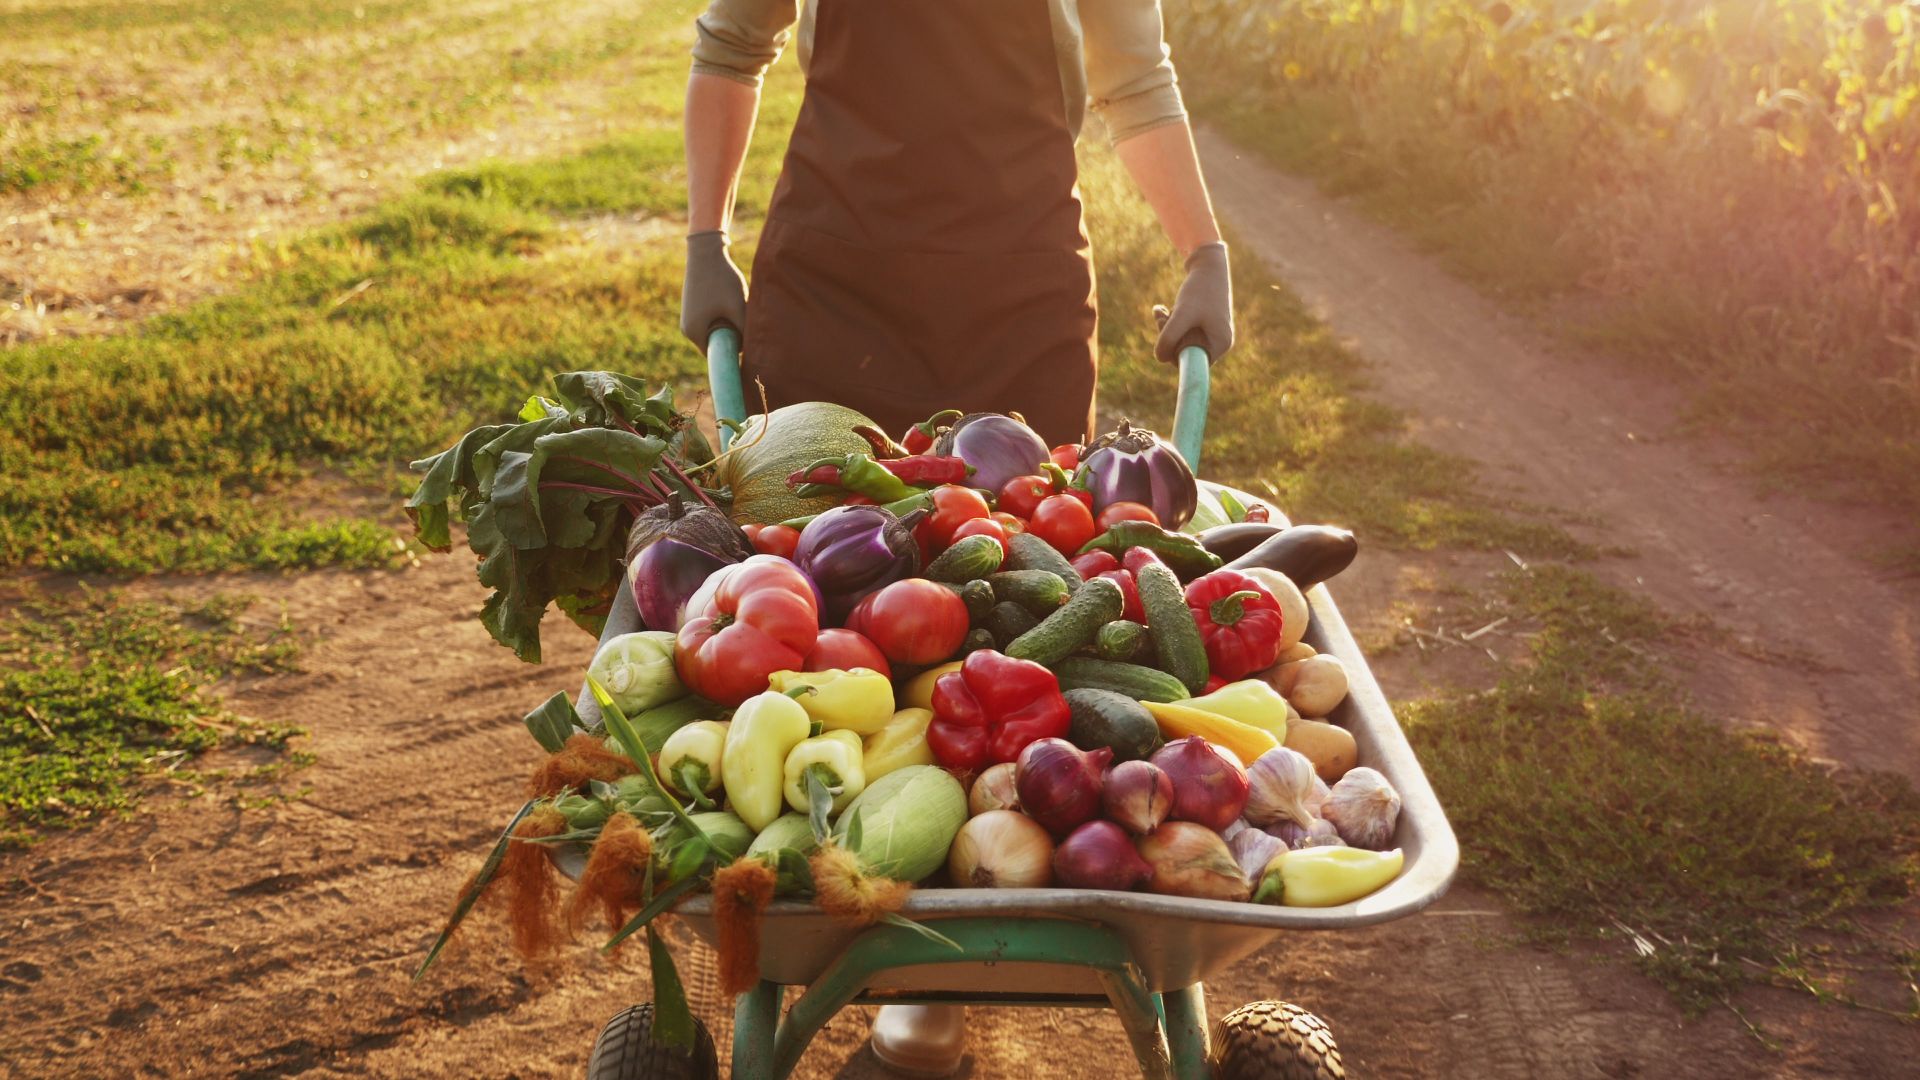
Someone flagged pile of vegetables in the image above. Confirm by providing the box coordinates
[413,394,1401,1004]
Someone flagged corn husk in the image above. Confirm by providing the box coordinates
[830,765,966,883]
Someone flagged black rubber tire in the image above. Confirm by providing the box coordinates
[1210,1000,1345,1080]
[586,1004,719,1080]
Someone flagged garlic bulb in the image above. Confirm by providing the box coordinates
[1321,767,1401,850]
[1265,817,1344,849]
[1228,826,1287,880]
[1241,747,1317,828]
[1304,775,1330,818]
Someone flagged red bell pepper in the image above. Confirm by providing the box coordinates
[928,649,1071,770]
[1182,569,1285,681]
[676,559,821,706]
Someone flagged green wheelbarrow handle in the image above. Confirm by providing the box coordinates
[703,330,1211,468]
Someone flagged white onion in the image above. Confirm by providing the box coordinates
[947,810,1053,888]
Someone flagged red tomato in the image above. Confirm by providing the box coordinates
[743,523,800,560]
[915,485,991,555]
[845,579,971,665]
[997,475,1053,520]
[1028,493,1097,557]
[676,559,820,705]
[1095,501,1160,529]
[1070,550,1120,578]
[990,512,1027,535]
[950,516,1008,553]
[804,628,892,679]
[1050,444,1080,470]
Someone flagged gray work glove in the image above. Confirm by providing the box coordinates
[680,229,748,349]
[1154,241,1235,364]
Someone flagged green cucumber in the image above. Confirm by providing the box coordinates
[1004,532,1084,591]
[943,578,996,623]
[1094,619,1149,663]
[1049,657,1190,703]
[1007,577,1124,666]
[924,534,1005,583]
[1063,688,1161,763]
[988,570,1071,616]
[984,602,1041,650]
[1134,562,1210,694]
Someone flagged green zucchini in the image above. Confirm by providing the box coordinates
[1004,532,1084,591]
[1048,657,1191,703]
[1007,577,1124,666]
[988,570,1071,616]
[925,534,1005,583]
[943,578,996,623]
[984,602,1041,650]
[1063,688,1161,763]
[1134,563,1210,693]
[1095,619,1150,663]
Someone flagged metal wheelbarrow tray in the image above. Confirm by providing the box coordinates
[573,331,1458,1078]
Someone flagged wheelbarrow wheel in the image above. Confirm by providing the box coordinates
[1210,1000,1344,1080]
[586,1004,719,1080]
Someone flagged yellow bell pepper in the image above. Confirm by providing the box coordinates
[1254,846,1404,907]
[723,690,814,831]
[659,720,729,806]
[768,668,895,735]
[862,708,935,781]
[1141,700,1278,764]
[783,729,867,815]
[900,661,963,712]
[1176,680,1291,742]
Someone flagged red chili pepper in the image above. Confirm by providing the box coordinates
[1183,569,1286,680]
[1244,504,1271,524]
[901,409,964,456]
[1070,550,1120,578]
[927,649,1071,769]
[1097,568,1146,624]
[1122,546,1168,577]
[876,454,972,487]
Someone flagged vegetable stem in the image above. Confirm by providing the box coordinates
[537,480,659,505]
[659,453,722,510]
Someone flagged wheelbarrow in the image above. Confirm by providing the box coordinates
[571,330,1460,1079]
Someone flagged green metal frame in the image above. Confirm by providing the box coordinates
[728,919,1210,1080]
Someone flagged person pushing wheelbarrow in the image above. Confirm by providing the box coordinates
[678,0,1234,450]
[676,0,1234,1069]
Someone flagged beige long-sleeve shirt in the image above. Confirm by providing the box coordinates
[692,0,1187,143]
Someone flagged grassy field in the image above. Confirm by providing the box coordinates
[1,0,1914,1013]
[1170,0,1920,543]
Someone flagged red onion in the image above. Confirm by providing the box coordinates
[1015,738,1111,838]
[1102,759,1174,835]
[1149,737,1249,831]
[1052,820,1152,891]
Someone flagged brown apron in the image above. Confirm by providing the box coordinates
[743,0,1098,447]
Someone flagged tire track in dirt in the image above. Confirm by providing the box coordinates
[1198,127,1920,780]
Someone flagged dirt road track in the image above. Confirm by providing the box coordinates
[1198,128,1920,780]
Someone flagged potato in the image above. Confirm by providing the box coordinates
[1239,567,1310,651]
[1283,719,1357,784]
[1270,654,1349,718]
[1276,642,1316,664]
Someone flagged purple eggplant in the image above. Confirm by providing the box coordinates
[933,413,1050,493]
[793,504,925,622]
[1076,420,1198,529]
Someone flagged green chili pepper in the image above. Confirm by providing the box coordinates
[1077,520,1223,579]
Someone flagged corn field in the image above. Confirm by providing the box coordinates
[1174,0,1920,409]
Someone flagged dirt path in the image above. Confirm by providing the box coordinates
[1197,127,1920,781]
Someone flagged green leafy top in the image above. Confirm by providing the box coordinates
[406,372,721,662]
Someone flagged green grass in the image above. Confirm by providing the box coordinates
[0,586,307,848]
[1402,564,1920,1011]
[1184,67,1920,536]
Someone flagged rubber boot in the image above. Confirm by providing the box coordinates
[869,1004,966,1077]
